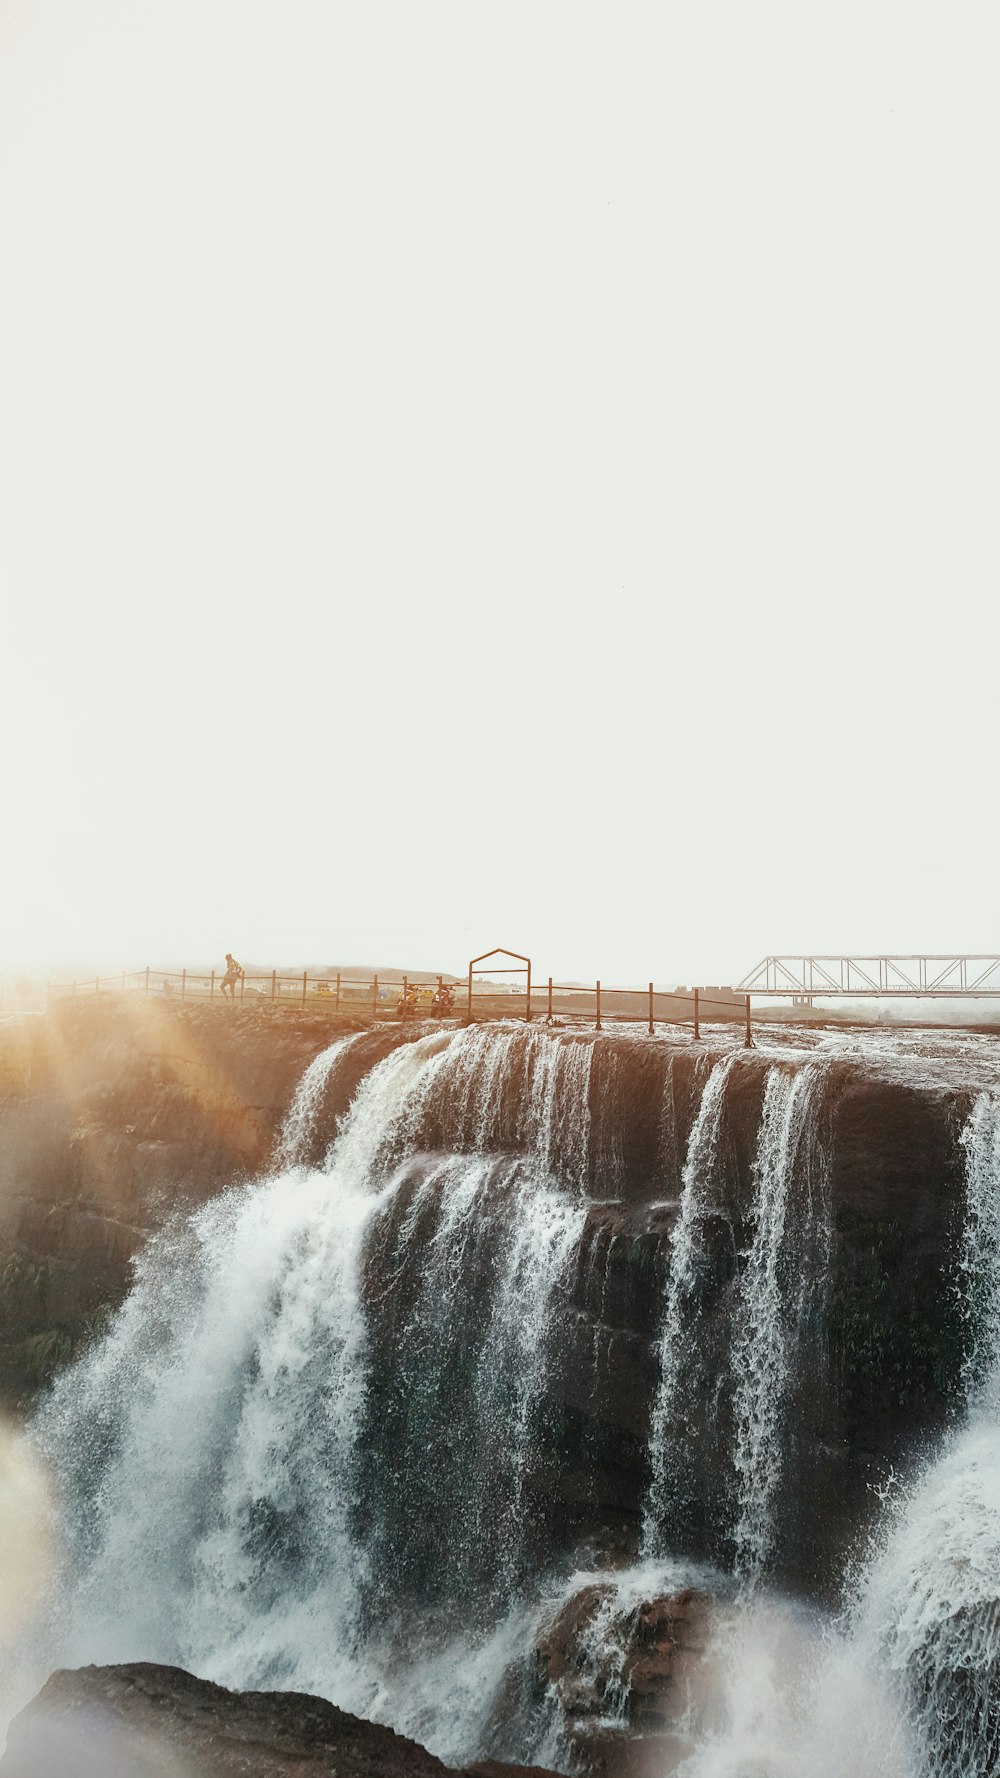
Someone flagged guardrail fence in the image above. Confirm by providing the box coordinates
[47,958,755,1045]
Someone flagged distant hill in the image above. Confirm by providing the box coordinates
[289,964,462,986]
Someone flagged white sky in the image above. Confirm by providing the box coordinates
[1,0,998,985]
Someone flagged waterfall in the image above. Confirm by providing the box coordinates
[407,1022,595,1186]
[358,1150,585,1622]
[35,1031,452,1706]
[730,1062,824,1585]
[23,1020,998,1777]
[664,1595,915,1778]
[628,1077,1000,1778]
[681,1087,1000,1778]
[642,1053,738,1556]
[846,1092,1000,1778]
[29,1023,593,1767]
[353,1027,592,1624]
[526,1033,594,1189]
[958,1092,1000,1408]
[641,1051,831,1582]
[273,1031,365,1168]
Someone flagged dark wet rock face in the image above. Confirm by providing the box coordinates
[538,1584,710,1724]
[0,1662,559,1778]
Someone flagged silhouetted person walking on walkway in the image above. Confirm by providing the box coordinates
[221,953,243,1000]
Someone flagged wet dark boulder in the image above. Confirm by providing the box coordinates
[0,1663,562,1778]
[536,1583,712,1777]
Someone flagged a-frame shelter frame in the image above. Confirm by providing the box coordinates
[466,948,532,1023]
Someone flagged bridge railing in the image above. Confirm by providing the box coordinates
[465,976,750,1039]
[46,969,754,1042]
[47,967,429,1014]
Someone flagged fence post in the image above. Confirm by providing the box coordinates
[271,969,276,1000]
[648,981,654,1036]
[335,972,341,1012]
[402,975,408,1018]
[210,970,215,1001]
[745,994,753,1049]
[240,969,245,1003]
[595,980,602,1032]
[693,987,699,1041]
[181,970,186,1001]
[302,971,308,1006]
[525,962,532,1024]
[467,963,473,1024]
[144,967,150,997]
[372,974,379,1017]
[547,976,553,1023]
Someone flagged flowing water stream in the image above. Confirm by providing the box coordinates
[729,1062,826,1585]
[670,1088,1000,1777]
[11,1027,1000,1775]
[642,1052,736,1556]
[843,1091,1000,1778]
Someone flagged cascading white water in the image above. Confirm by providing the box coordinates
[545,1555,709,1734]
[36,1031,452,1707]
[643,1053,738,1555]
[526,1034,594,1190]
[673,1086,1000,1778]
[958,1091,1000,1408]
[28,1023,593,1767]
[668,1594,915,1778]
[408,1021,595,1186]
[844,1091,1000,1778]
[729,1063,822,1585]
[22,1023,999,1778]
[272,1031,364,1168]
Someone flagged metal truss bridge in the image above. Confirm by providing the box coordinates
[736,956,1000,999]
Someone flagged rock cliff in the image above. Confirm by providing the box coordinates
[0,1000,384,1405]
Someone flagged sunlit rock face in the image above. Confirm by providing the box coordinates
[0,1002,396,1404]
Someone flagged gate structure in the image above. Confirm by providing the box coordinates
[466,948,531,1023]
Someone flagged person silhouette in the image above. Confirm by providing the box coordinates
[220,953,243,1000]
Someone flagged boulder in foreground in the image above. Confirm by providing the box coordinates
[0,1662,560,1778]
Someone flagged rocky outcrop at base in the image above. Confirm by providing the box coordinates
[0,1662,561,1778]
[537,1583,711,1777]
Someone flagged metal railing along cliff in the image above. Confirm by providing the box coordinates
[47,962,755,1045]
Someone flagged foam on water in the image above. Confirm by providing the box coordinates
[670,1597,915,1778]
